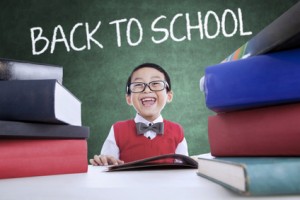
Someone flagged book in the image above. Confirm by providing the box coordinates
[199,2,300,92]
[0,58,63,83]
[0,139,88,179]
[208,103,300,156]
[0,120,89,139]
[107,154,198,172]
[222,2,300,62]
[0,79,81,126]
[204,48,300,113]
[196,153,300,196]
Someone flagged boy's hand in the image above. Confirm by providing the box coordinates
[89,155,124,166]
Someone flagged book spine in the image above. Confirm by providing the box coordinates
[208,103,300,156]
[0,139,87,179]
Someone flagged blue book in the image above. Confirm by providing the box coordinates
[204,48,300,112]
[197,153,300,196]
[199,2,300,92]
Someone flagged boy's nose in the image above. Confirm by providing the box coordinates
[143,84,152,93]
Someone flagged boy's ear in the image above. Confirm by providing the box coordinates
[167,90,173,103]
[126,94,132,105]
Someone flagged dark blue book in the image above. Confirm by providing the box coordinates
[0,79,81,125]
[204,48,300,112]
[0,120,89,139]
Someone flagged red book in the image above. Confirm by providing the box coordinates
[0,139,87,179]
[208,103,300,156]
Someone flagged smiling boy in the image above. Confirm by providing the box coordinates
[90,63,188,166]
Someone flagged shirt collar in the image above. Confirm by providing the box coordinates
[134,114,163,125]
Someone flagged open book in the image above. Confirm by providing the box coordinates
[107,154,198,172]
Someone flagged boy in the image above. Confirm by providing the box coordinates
[90,63,188,166]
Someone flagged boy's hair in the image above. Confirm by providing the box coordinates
[126,63,171,95]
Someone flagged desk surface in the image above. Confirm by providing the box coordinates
[0,165,299,200]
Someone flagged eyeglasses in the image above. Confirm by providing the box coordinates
[128,80,169,93]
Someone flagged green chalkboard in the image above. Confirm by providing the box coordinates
[0,0,299,159]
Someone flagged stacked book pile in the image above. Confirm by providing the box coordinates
[197,2,300,196]
[0,58,89,179]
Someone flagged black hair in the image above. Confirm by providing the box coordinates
[126,63,171,95]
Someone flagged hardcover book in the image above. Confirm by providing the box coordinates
[0,139,88,179]
[197,153,300,196]
[107,154,198,172]
[0,58,63,83]
[0,79,81,126]
[208,103,300,156]
[222,2,300,62]
[204,48,300,113]
[199,2,300,92]
[0,120,89,139]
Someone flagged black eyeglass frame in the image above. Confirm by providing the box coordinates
[127,80,169,93]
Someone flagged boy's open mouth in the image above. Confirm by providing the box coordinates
[141,97,156,106]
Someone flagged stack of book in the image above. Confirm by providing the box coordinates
[0,58,89,179]
[197,2,300,196]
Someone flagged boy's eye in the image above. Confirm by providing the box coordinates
[132,83,144,88]
[150,82,161,87]
[150,81,164,88]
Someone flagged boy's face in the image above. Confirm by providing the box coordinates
[126,67,173,122]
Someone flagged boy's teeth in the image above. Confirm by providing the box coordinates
[141,97,156,106]
[142,98,155,102]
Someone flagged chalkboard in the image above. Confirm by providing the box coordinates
[0,0,299,159]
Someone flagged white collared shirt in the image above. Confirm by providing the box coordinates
[100,114,189,159]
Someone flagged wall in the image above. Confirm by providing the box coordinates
[0,0,298,158]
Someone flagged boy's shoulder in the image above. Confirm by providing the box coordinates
[113,119,135,126]
[163,119,184,130]
[163,119,181,125]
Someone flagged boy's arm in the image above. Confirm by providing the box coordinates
[100,126,120,158]
[175,138,189,156]
[89,126,124,166]
[90,155,124,166]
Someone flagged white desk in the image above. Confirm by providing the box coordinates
[0,165,299,200]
